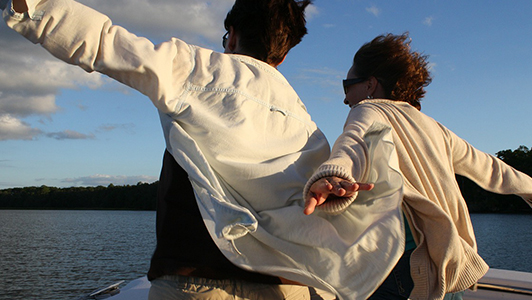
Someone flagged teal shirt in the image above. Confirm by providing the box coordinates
[404,214,416,251]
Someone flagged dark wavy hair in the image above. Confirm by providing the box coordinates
[224,0,312,66]
[353,33,432,110]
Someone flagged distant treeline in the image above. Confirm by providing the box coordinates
[1,146,531,213]
[0,182,158,210]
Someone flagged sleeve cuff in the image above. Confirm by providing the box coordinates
[303,165,358,215]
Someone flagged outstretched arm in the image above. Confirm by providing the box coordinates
[304,176,373,215]
[3,0,195,115]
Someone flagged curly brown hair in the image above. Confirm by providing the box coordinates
[224,0,312,66]
[353,33,432,110]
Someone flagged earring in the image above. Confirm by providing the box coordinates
[366,95,374,99]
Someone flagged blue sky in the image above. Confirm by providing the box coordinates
[1,0,531,188]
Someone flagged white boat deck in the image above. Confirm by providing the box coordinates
[464,268,532,299]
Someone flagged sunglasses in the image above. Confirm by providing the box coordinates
[222,32,229,48]
[342,77,367,94]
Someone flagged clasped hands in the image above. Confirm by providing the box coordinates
[304,176,374,215]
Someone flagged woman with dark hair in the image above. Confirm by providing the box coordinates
[304,33,532,300]
[2,0,331,298]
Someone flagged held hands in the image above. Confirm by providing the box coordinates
[303,176,374,215]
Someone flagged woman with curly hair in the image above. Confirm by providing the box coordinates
[345,33,431,110]
[304,33,532,300]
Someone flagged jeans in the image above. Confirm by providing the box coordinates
[148,275,311,300]
[367,249,415,300]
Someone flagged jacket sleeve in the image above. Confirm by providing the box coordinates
[3,0,193,114]
[303,103,390,214]
[447,125,532,207]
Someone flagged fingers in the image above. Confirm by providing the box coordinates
[344,182,374,193]
[304,177,375,215]
[303,196,318,215]
[357,182,374,191]
[304,191,329,215]
[321,178,333,191]
[304,179,333,215]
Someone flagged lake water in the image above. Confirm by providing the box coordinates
[0,210,531,300]
[0,210,156,300]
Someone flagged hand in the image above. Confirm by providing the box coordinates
[304,176,374,215]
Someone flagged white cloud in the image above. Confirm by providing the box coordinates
[0,45,104,95]
[46,130,96,140]
[366,5,381,17]
[423,16,435,26]
[79,0,234,44]
[61,174,158,186]
[0,114,42,140]
[0,0,239,141]
[0,94,58,118]
[305,4,319,20]
[0,35,107,140]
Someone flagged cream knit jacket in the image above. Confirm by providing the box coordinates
[305,99,532,300]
